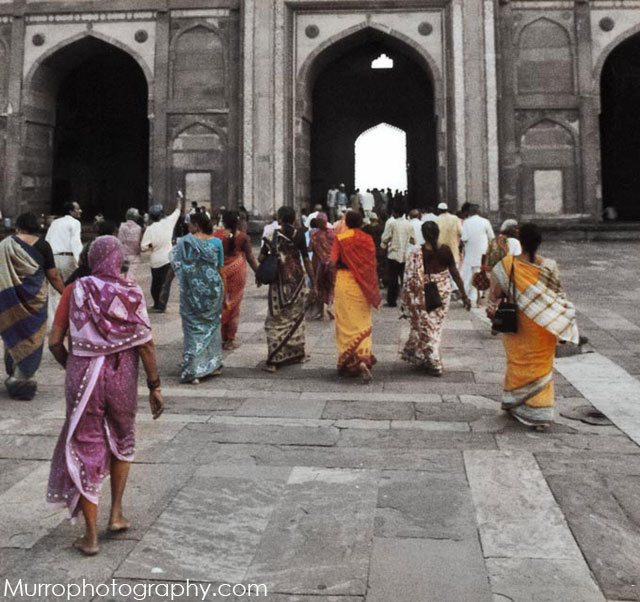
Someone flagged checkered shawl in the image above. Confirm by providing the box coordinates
[493,256,579,345]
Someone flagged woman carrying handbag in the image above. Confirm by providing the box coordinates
[487,223,579,427]
[400,221,470,376]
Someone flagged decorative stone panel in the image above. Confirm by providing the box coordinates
[171,23,226,107]
[517,18,574,95]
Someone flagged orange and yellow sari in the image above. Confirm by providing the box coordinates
[331,228,381,374]
[490,255,579,426]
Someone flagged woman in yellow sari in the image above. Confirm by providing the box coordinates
[487,223,579,427]
[330,211,381,382]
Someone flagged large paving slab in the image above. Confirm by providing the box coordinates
[116,468,290,582]
[544,472,640,600]
[366,537,492,602]
[556,352,640,446]
[375,471,476,539]
[464,450,582,560]
[245,467,378,596]
[0,462,67,548]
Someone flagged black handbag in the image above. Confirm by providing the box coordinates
[492,261,518,333]
[256,234,279,285]
[422,248,443,312]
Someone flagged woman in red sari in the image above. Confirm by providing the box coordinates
[330,210,381,382]
[308,212,335,320]
[214,210,259,350]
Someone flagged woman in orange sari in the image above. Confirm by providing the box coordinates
[214,210,259,350]
[487,223,579,427]
[330,210,381,382]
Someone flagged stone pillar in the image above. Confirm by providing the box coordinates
[575,0,599,220]
[484,0,501,215]
[462,0,488,210]
[496,0,519,218]
[451,0,467,207]
[2,5,25,219]
[241,0,277,220]
[152,9,170,210]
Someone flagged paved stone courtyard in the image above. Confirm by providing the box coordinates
[1,240,640,602]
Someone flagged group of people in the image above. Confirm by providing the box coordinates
[0,195,580,558]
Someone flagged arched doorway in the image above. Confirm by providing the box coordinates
[354,123,407,192]
[23,36,150,220]
[298,28,439,211]
[600,33,640,221]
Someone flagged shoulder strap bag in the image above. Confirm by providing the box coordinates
[256,231,280,285]
[422,247,443,313]
[492,260,518,333]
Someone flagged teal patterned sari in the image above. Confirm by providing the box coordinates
[170,234,224,382]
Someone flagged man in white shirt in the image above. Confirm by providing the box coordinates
[361,189,375,223]
[336,184,349,215]
[45,201,83,325]
[408,209,424,251]
[421,205,438,223]
[381,205,415,307]
[140,204,181,312]
[461,204,495,305]
[306,204,324,226]
[326,186,338,223]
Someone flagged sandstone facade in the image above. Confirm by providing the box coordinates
[0,0,639,222]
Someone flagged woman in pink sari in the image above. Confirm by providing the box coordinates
[47,236,164,556]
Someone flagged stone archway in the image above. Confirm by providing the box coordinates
[22,35,151,220]
[294,26,444,211]
[599,31,640,220]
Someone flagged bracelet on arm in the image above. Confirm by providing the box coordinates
[147,377,161,390]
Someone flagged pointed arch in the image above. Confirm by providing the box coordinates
[517,17,574,95]
[24,30,153,94]
[293,23,445,211]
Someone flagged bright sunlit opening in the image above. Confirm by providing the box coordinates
[355,123,407,192]
[371,53,394,69]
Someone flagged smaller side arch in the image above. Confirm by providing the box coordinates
[518,119,579,215]
[172,120,227,145]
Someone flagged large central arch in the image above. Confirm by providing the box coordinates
[294,25,446,211]
[22,34,151,220]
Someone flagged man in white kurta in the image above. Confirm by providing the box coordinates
[45,202,83,326]
[461,204,495,305]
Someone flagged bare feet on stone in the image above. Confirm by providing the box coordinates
[73,536,99,556]
[359,362,373,383]
[108,512,131,533]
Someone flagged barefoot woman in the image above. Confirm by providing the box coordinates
[259,206,315,372]
[330,210,381,382]
[47,236,163,555]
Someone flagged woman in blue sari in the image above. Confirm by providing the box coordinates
[170,212,225,384]
[0,213,65,399]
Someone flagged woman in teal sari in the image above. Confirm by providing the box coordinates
[170,212,225,384]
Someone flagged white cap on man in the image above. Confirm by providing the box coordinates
[437,202,448,211]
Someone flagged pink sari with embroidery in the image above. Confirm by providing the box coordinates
[47,236,152,520]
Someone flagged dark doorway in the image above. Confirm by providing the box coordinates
[601,34,640,220]
[49,39,149,220]
[310,33,437,210]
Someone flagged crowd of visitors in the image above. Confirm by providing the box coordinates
[0,191,582,556]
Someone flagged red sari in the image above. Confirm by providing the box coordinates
[213,230,250,343]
